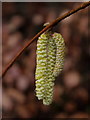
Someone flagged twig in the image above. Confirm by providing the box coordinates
[2,1,90,78]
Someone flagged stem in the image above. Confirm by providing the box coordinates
[2,1,90,78]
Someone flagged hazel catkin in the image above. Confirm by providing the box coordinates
[35,30,65,105]
[52,32,65,77]
[43,33,56,105]
[35,33,48,100]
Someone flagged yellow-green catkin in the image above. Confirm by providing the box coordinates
[35,33,48,100]
[43,33,56,105]
[35,30,65,105]
[52,33,65,77]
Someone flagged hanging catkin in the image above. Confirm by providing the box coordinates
[43,32,56,105]
[35,33,48,100]
[53,33,65,77]
[35,29,65,105]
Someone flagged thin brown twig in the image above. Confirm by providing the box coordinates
[2,1,90,78]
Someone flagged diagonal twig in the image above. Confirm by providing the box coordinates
[2,1,90,78]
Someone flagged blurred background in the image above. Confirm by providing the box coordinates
[2,2,89,119]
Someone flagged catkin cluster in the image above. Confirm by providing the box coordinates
[35,30,65,105]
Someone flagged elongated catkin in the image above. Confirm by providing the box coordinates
[35,31,65,105]
[43,33,56,105]
[52,33,65,77]
[35,33,48,100]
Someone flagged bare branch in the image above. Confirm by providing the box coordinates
[2,1,90,78]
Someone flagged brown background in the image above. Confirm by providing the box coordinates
[2,2,89,119]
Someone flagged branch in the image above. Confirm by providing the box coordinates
[2,1,90,78]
